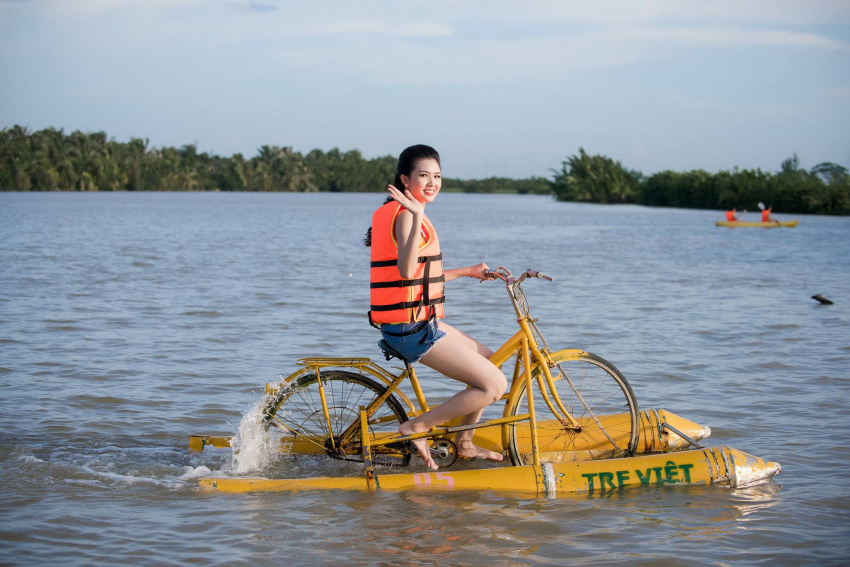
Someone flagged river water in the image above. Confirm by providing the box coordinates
[1,191,848,565]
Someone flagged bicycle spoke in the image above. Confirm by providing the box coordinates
[269,415,329,452]
[292,385,331,435]
[509,352,638,465]
[577,364,623,448]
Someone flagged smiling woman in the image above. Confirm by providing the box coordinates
[365,144,507,469]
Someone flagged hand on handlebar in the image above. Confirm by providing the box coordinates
[482,267,504,282]
[468,262,494,281]
[481,267,554,283]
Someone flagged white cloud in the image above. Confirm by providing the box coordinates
[460,0,850,26]
[308,21,452,37]
[11,0,198,16]
[267,33,640,87]
[604,27,850,50]
[261,20,845,89]
[227,1,276,12]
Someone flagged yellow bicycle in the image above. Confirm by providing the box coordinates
[262,267,639,468]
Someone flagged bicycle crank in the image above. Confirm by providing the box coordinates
[430,439,458,468]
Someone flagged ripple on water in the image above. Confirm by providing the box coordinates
[67,395,132,407]
[757,361,798,370]
[180,311,222,317]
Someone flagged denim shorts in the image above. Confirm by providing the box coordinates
[379,320,447,363]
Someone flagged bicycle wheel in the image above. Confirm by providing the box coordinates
[506,351,639,466]
[263,370,411,467]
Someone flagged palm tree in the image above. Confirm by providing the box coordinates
[552,148,640,203]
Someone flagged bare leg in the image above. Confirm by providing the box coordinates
[397,321,507,467]
[436,324,505,460]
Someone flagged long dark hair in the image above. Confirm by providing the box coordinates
[364,144,440,247]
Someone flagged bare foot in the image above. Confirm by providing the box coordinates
[458,443,504,462]
[398,423,438,470]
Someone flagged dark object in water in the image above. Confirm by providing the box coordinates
[812,294,834,305]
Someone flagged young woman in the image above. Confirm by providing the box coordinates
[366,144,507,470]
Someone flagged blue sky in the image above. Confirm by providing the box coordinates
[1,0,848,179]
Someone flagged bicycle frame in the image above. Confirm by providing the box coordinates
[267,267,596,468]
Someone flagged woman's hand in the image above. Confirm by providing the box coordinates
[390,183,425,280]
[467,262,493,281]
[387,184,424,216]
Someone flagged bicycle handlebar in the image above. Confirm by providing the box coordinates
[483,267,554,285]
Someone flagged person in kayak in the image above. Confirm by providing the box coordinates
[365,144,507,470]
[762,205,777,223]
[725,207,740,222]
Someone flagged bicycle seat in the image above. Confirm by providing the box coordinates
[378,339,411,364]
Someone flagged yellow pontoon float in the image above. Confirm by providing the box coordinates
[192,408,780,496]
[198,445,778,496]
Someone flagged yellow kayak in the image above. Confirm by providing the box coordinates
[716,220,798,228]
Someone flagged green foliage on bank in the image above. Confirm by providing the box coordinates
[444,176,551,194]
[0,125,552,195]
[0,125,403,193]
[550,148,643,203]
[552,148,850,215]
[2,126,848,214]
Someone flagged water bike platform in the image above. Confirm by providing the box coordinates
[193,409,780,496]
[199,445,779,496]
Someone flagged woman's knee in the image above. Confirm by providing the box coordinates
[483,368,507,404]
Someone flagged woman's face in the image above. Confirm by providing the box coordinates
[401,158,441,204]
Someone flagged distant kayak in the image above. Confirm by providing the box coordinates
[715,220,799,228]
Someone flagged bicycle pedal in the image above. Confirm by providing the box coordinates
[429,439,458,468]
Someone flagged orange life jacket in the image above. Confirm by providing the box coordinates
[369,201,445,325]
[762,210,770,222]
[725,211,736,222]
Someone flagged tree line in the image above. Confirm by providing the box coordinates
[2,125,848,214]
[552,148,849,215]
[0,125,402,193]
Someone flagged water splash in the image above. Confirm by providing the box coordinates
[228,398,282,474]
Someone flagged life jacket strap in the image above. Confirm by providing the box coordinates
[370,253,442,268]
[369,296,445,312]
[367,311,381,329]
[370,275,445,289]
